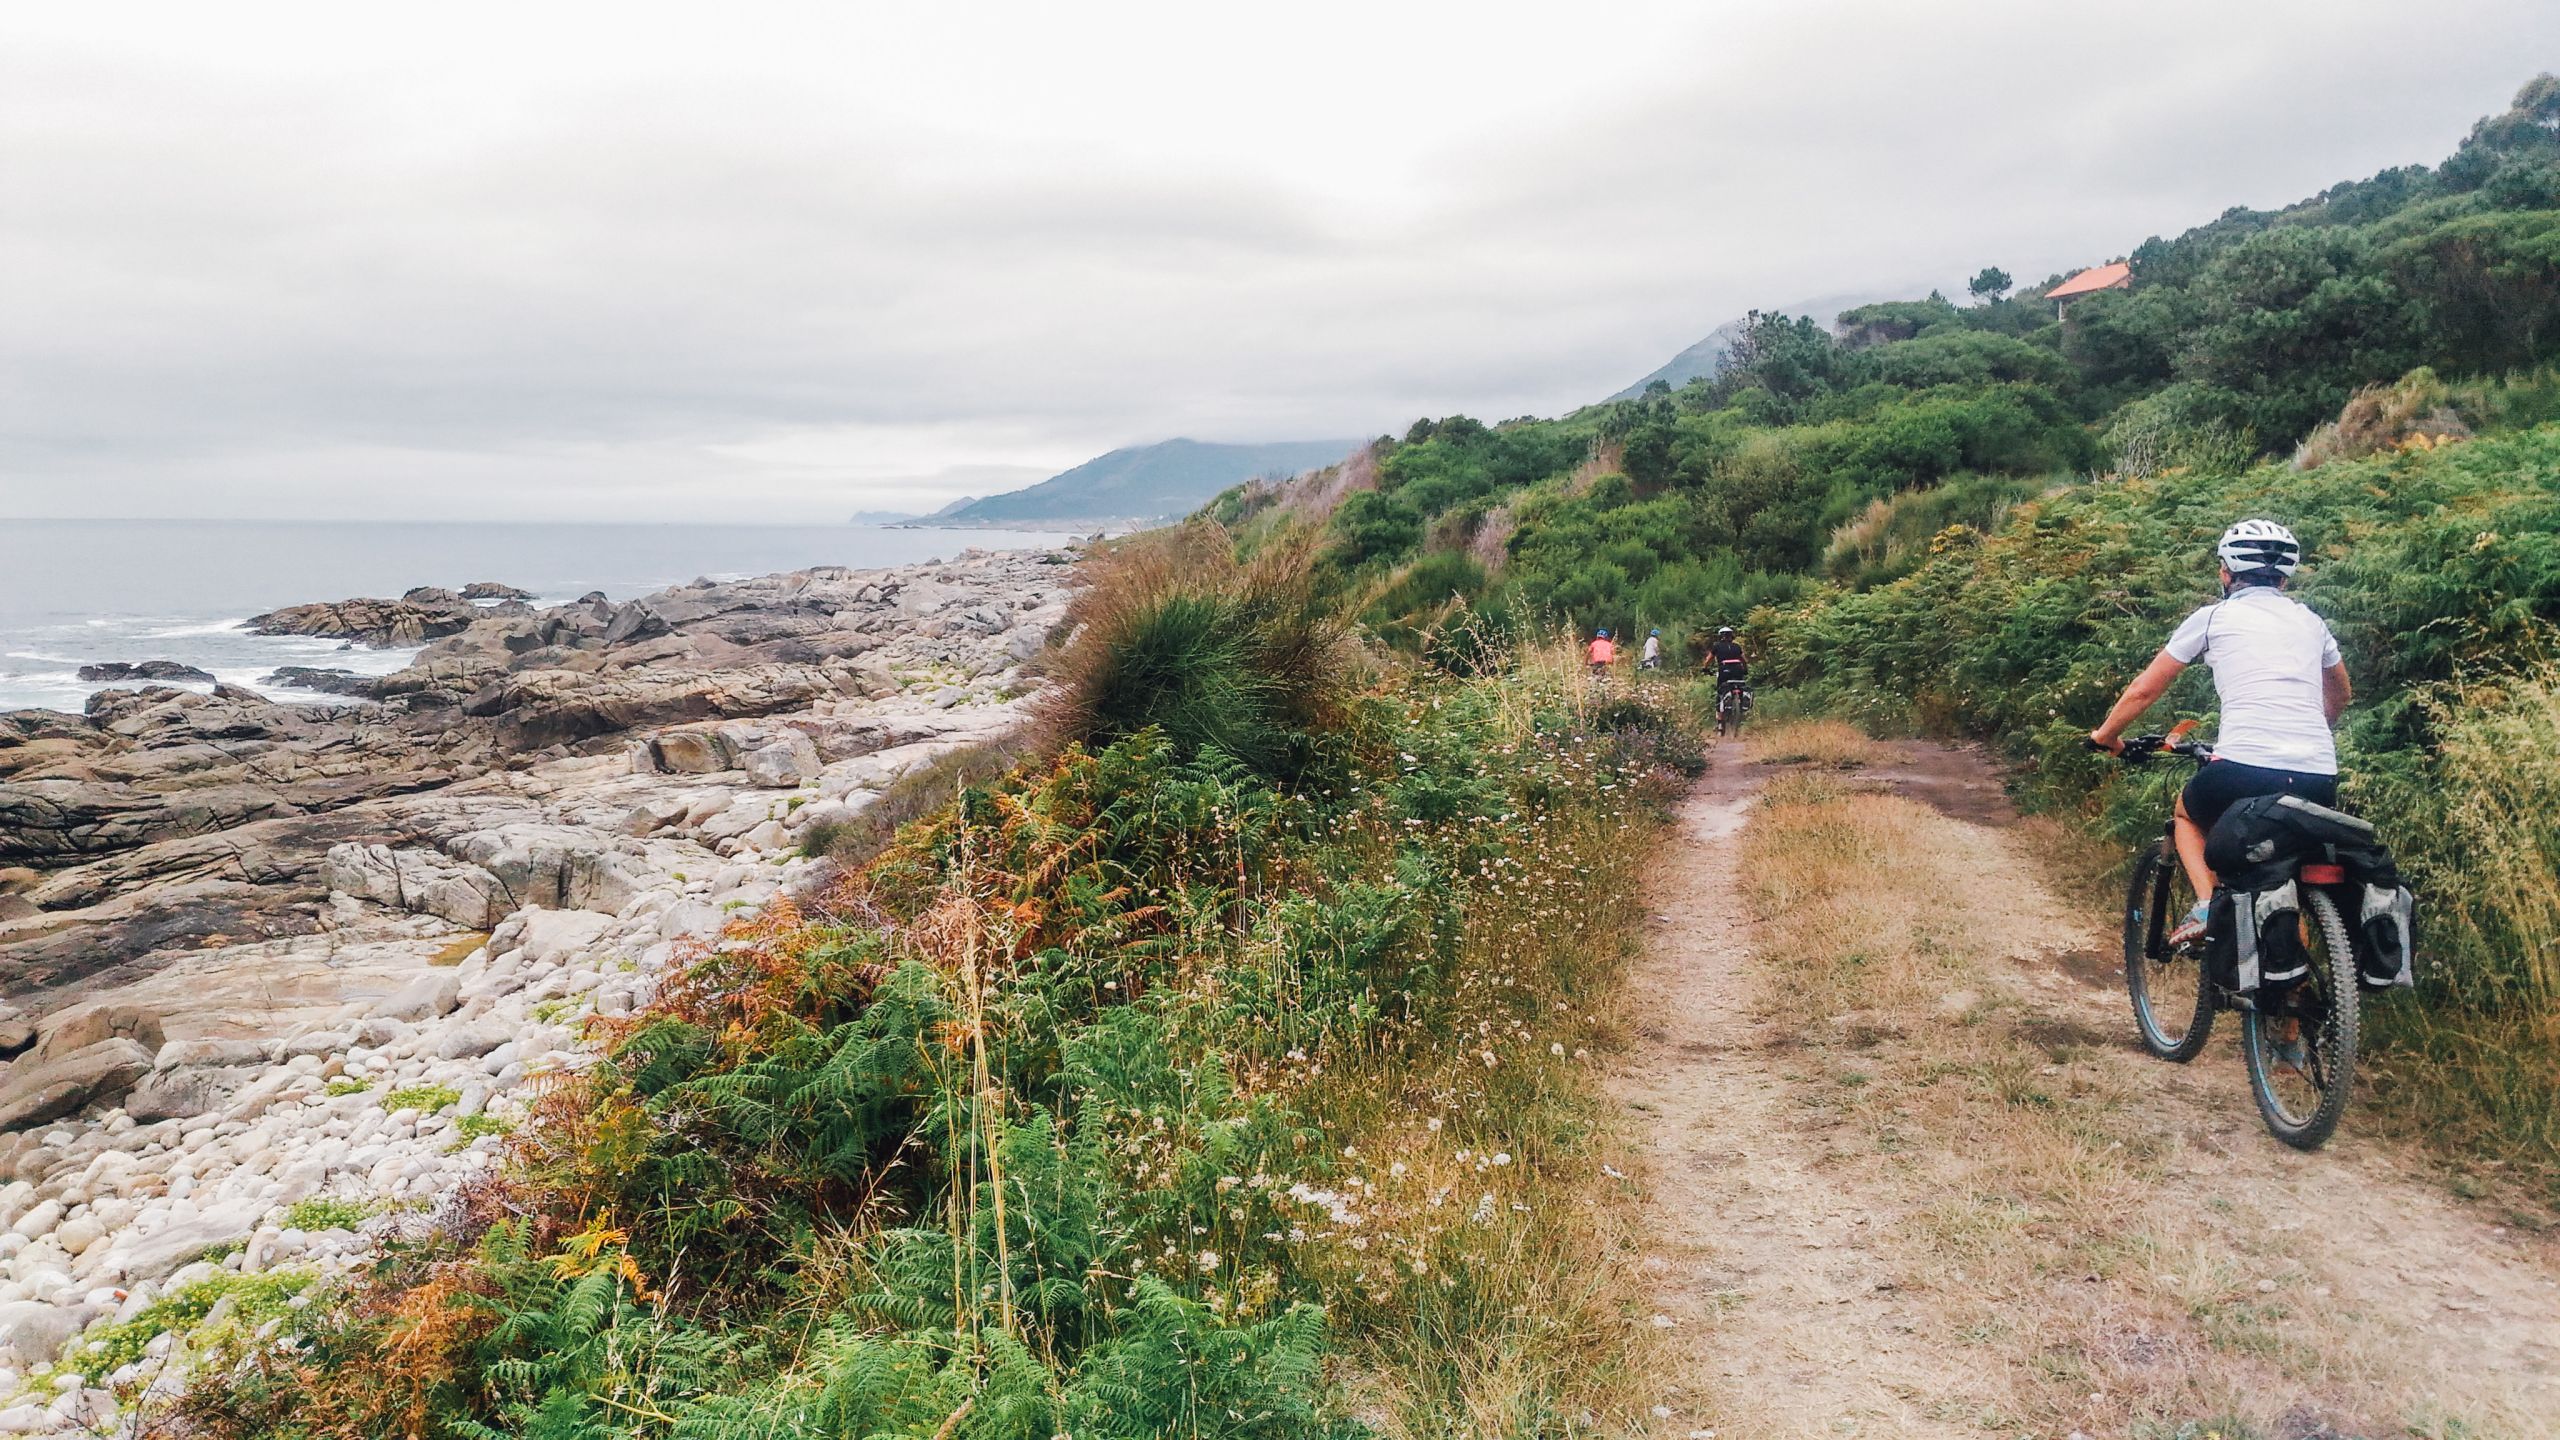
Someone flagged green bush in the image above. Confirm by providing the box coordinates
[281,1196,379,1232]
[383,1084,460,1114]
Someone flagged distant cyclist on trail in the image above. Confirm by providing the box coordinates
[1640,629,1662,670]
[2087,520,2353,945]
[1586,628,1615,674]
[1705,627,1748,686]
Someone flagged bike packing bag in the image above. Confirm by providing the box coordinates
[2328,826,2417,991]
[2204,890,2240,991]
[2227,879,2308,995]
[2269,794,2378,851]
[2204,794,2310,878]
[2356,881,2418,989]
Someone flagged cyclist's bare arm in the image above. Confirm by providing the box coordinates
[2323,662,2351,723]
[2089,649,2187,752]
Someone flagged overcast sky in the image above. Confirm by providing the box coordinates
[2,2,2553,522]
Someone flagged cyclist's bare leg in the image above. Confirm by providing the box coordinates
[2173,792,2215,906]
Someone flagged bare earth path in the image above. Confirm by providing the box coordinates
[1612,735,2560,1440]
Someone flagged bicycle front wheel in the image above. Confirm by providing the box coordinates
[2124,841,2213,1061]
[2242,888,2360,1151]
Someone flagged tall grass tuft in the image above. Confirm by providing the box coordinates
[1040,522,1359,783]
[2364,660,2560,1174]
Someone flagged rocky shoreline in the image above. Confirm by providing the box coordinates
[0,546,1073,1432]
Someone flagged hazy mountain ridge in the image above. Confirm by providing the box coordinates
[940,437,1361,527]
[1609,290,1906,401]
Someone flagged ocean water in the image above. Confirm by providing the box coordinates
[0,519,1074,715]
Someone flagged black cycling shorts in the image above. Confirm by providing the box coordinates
[2180,759,2338,831]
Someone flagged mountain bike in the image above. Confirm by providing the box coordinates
[1713,676,1752,738]
[2107,725,2360,1150]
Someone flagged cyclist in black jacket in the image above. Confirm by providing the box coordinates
[1705,627,1748,684]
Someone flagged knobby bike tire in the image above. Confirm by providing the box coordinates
[2123,843,2213,1061]
[2241,888,2360,1151]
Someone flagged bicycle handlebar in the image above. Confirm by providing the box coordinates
[2091,732,2214,765]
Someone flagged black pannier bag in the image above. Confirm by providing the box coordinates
[2267,795,2419,990]
[2321,822,2418,991]
[2204,796,2311,995]
[2204,793,2418,993]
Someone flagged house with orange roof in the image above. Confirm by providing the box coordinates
[2046,261,2132,316]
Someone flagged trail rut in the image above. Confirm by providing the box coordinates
[1612,737,2560,1439]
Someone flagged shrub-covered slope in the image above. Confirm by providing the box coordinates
[1219,77,2560,669]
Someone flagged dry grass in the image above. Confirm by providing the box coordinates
[2293,368,2473,470]
[425,932,488,967]
[1029,520,1358,778]
[1466,503,1516,575]
[1733,777,2543,1438]
[1744,718,1885,769]
[1557,440,1627,500]
[2430,666,2560,1009]
[1245,445,1379,532]
[2361,663,2560,1197]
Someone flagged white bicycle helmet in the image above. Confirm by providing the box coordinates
[2216,518,2301,578]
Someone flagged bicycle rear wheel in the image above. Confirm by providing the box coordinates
[2123,841,2213,1061]
[2243,889,2359,1150]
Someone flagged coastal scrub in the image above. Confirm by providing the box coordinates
[163,537,1696,1438]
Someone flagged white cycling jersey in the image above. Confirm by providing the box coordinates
[2162,586,2343,775]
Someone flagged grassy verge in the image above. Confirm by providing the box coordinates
[157,540,1696,1439]
[2355,664,2560,1206]
[1742,717,1885,770]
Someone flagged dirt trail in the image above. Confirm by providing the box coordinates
[1613,736,2560,1439]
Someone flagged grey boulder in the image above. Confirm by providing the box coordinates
[0,1299,104,1368]
[125,1065,258,1124]
[152,1038,271,1070]
[97,1199,265,1284]
[0,1039,154,1132]
[327,843,510,929]
[378,970,463,1023]
[432,1020,513,1061]
[743,734,820,788]
[29,1002,164,1067]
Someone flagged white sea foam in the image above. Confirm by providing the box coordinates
[136,616,251,640]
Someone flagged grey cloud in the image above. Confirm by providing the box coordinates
[3,3,2556,520]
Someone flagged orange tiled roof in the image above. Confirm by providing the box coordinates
[2048,262,2133,299]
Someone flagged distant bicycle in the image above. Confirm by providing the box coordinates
[1714,677,1753,738]
[2105,724,2405,1150]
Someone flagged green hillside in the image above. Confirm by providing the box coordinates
[1232,76,2560,646]
[947,437,1360,526]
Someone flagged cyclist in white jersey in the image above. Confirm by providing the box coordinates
[2087,520,2353,944]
